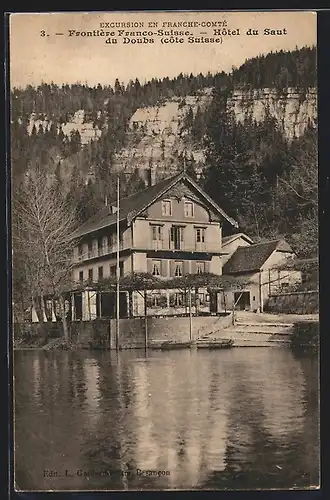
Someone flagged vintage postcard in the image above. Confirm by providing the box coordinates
[9,10,319,492]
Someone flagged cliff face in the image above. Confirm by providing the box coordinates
[228,88,317,140]
[113,86,317,181]
[22,86,317,184]
[26,109,102,144]
[113,89,212,179]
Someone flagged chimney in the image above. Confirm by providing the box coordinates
[146,165,156,187]
[151,165,157,186]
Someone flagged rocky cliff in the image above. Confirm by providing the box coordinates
[24,86,317,183]
[228,87,317,140]
[112,86,317,180]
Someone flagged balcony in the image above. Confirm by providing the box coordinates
[195,241,207,252]
[74,242,125,263]
[148,240,212,253]
[151,240,164,251]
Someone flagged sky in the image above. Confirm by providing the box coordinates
[9,11,317,89]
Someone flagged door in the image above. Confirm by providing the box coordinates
[74,293,82,320]
[234,291,251,311]
[209,292,218,314]
[101,292,116,318]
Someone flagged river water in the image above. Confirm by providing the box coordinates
[13,347,319,491]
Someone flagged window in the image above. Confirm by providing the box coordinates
[109,263,123,277]
[79,270,84,282]
[88,268,93,281]
[152,260,161,276]
[97,238,103,256]
[198,293,207,306]
[78,244,83,260]
[107,233,117,250]
[88,241,93,258]
[195,227,205,243]
[170,226,184,250]
[151,225,162,240]
[102,237,108,254]
[184,201,194,217]
[98,266,103,279]
[169,292,184,307]
[196,261,205,274]
[149,294,168,308]
[161,199,172,216]
[175,261,183,277]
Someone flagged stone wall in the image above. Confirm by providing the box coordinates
[13,322,62,344]
[109,314,232,349]
[14,314,232,350]
[264,291,319,314]
[71,319,111,348]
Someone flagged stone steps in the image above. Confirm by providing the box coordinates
[232,339,291,347]
[227,327,293,335]
[200,327,292,338]
[235,321,293,328]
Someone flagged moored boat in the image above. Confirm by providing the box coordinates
[160,341,193,350]
[196,338,234,349]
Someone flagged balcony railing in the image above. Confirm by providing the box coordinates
[152,240,164,250]
[150,241,211,252]
[74,242,125,262]
[75,239,219,263]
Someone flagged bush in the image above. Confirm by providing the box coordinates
[291,321,319,348]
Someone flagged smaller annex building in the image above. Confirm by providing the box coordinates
[221,237,302,312]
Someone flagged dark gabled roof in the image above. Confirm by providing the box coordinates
[223,239,294,274]
[72,171,238,239]
[222,233,254,246]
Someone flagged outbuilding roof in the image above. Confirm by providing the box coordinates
[223,239,294,274]
[222,233,254,246]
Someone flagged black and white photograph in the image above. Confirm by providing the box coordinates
[9,10,319,491]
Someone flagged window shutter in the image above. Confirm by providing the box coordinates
[183,260,190,276]
[147,259,153,274]
[161,260,168,277]
[205,261,210,274]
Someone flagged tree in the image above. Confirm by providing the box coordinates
[191,105,205,141]
[277,125,318,258]
[202,88,252,220]
[12,165,79,344]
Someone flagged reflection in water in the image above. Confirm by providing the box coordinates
[83,359,100,428]
[14,347,319,491]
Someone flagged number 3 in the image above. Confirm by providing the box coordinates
[40,30,46,37]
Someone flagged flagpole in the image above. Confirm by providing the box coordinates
[116,174,120,351]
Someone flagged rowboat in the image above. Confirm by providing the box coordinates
[160,341,193,350]
[196,339,234,349]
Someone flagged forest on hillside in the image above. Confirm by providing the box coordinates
[11,46,318,270]
[202,87,317,259]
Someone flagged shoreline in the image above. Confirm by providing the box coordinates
[13,313,319,351]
